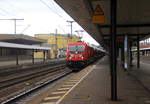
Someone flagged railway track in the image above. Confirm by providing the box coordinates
[0,59,99,104]
[1,68,71,104]
[0,59,65,77]
[0,63,72,104]
[0,64,66,89]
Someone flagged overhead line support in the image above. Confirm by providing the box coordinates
[0,18,24,34]
[67,20,75,38]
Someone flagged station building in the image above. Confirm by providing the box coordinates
[34,33,81,58]
[0,34,48,62]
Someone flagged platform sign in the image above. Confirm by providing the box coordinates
[92,4,105,24]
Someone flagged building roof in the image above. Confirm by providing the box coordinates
[0,34,47,45]
[35,33,80,38]
[0,41,50,50]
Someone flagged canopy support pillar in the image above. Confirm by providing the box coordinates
[110,0,117,101]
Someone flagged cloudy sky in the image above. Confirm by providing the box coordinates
[0,0,99,45]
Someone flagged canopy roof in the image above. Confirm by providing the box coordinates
[0,34,46,45]
[55,0,150,45]
[0,41,50,50]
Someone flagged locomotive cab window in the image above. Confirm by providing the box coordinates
[69,45,85,53]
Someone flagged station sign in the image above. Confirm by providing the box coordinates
[92,4,105,24]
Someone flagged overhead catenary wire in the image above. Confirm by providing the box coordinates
[58,25,66,34]
[51,0,59,14]
[0,7,10,16]
[0,18,24,34]
[0,0,26,19]
[40,0,66,21]
[0,6,15,17]
[50,0,68,21]
[40,0,70,35]
[0,0,25,14]
[21,24,31,34]
[0,12,6,16]
[50,0,67,19]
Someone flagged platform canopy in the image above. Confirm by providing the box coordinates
[0,41,50,50]
[0,34,47,45]
[54,0,150,45]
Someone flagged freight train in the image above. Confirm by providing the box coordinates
[66,42,105,69]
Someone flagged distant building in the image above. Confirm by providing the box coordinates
[0,34,47,61]
[34,33,81,58]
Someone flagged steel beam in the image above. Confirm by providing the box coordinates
[103,33,149,37]
[137,36,140,68]
[43,51,46,62]
[32,50,34,64]
[0,48,2,56]
[99,24,150,28]
[16,49,19,65]
[110,0,117,101]
[121,44,124,66]
[84,0,94,13]
[130,42,133,66]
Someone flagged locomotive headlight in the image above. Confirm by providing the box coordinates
[69,55,72,59]
[68,55,73,59]
[79,55,84,58]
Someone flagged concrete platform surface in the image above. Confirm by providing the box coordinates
[0,58,65,69]
[58,56,150,104]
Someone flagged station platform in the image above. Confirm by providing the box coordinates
[0,59,43,67]
[59,56,150,104]
[0,58,65,69]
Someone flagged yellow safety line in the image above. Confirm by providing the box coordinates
[56,65,96,104]
[69,79,78,81]
[44,96,61,100]
[41,102,56,104]
[66,82,76,84]
[57,87,70,91]
[62,84,74,87]
[51,91,67,94]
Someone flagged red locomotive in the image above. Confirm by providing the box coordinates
[66,42,105,68]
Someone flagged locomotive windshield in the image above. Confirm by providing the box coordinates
[69,45,85,53]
